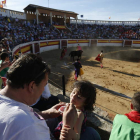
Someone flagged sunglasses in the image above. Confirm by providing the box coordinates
[30,61,50,83]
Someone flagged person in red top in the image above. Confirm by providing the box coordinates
[60,47,67,60]
[77,44,82,51]
[109,92,140,140]
[95,50,104,68]
[125,92,140,123]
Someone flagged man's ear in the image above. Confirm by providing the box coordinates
[28,81,35,94]
[131,103,134,110]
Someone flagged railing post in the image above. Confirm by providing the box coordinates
[62,75,65,96]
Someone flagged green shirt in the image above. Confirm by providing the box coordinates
[0,60,9,77]
[109,114,140,140]
[0,77,2,89]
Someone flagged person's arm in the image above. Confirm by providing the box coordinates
[60,103,78,140]
[79,62,82,68]
[39,103,78,140]
[38,102,66,119]
[60,126,75,140]
[0,61,10,72]
[73,111,84,140]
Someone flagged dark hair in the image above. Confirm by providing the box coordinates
[101,50,103,53]
[7,54,50,89]
[0,52,9,61]
[132,92,140,112]
[73,80,96,111]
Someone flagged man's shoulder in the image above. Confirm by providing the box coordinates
[1,96,33,121]
[0,97,49,132]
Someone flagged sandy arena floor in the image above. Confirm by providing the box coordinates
[41,46,140,119]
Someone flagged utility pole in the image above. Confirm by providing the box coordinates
[48,0,49,7]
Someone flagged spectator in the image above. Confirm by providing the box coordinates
[0,61,10,88]
[0,52,10,77]
[0,53,78,140]
[15,17,18,23]
[53,80,101,140]
[109,92,140,140]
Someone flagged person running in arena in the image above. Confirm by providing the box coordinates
[109,92,140,140]
[95,50,104,68]
[73,59,82,81]
[100,50,104,68]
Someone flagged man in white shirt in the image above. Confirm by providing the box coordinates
[0,54,78,140]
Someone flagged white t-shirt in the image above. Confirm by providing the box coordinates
[31,84,51,106]
[0,94,51,140]
[42,84,51,99]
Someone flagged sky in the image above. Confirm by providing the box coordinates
[4,0,140,21]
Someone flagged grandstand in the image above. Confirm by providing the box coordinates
[0,4,140,56]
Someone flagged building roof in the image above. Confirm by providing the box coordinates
[24,4,78,15]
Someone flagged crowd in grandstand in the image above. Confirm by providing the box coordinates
[68,23,140,40]
[0,16,140,52]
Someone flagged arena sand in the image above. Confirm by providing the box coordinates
[41,46,140,119]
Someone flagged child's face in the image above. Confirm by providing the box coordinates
[5,56,9,61]
[70,88,86,109]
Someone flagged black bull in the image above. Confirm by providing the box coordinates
[69,50,83,61]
